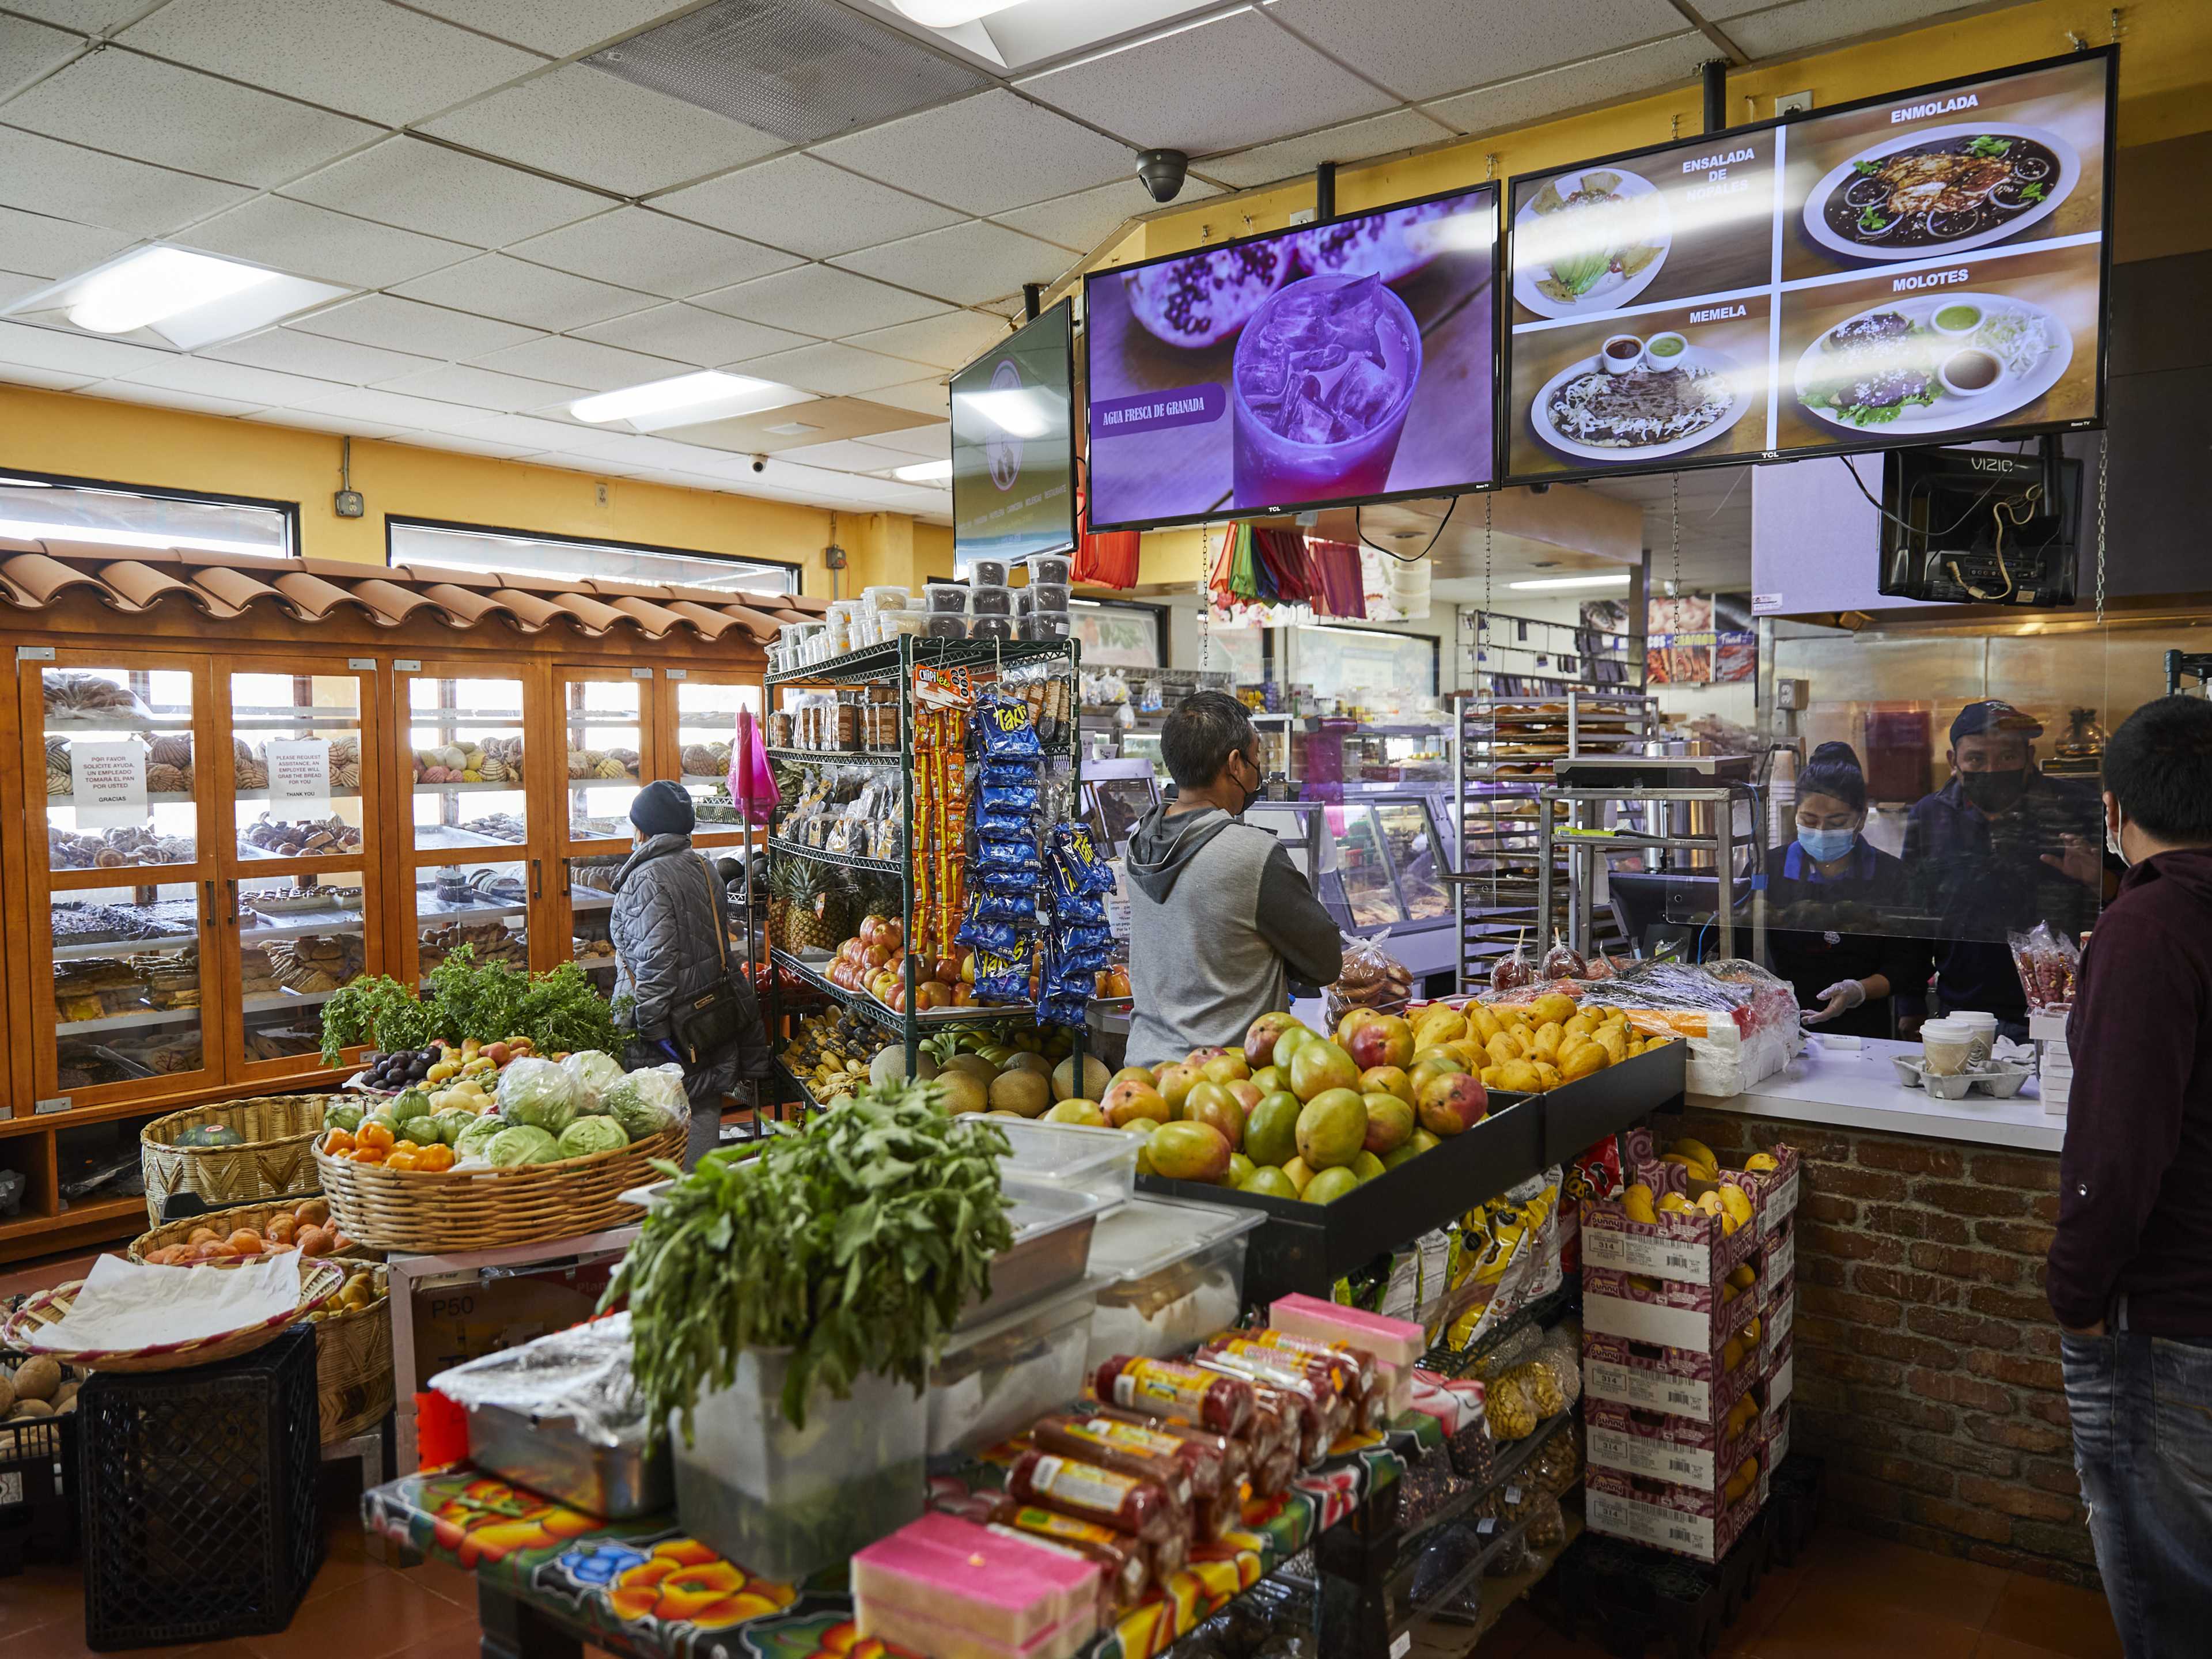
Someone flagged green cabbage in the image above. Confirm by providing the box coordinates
[555,1116,630,1159]
[487,1124,560,1166]
[324,1103,365,1135]
[430,1108,479,1146]
[560,1050,624,1106]
[454,1115,506,1161]
[603,1065,689,1141]
[495,1057,580,1134]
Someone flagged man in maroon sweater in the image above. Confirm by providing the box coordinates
[2047,695,2212,1657]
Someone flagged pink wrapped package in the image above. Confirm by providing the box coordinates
[1267,1293,1425,1414]
[853,1513,1101,1659]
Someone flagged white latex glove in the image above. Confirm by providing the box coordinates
[1803,979,1867,1024]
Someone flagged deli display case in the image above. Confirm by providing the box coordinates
[1243,794,1459,980]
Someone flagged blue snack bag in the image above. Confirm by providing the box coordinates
[1050,823,1116,896]
[974,696,1041,759]
[956,913,1021,953]
[971,935,1033,1002]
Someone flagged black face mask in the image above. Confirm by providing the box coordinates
[1959,768,2027,814]
[1228,753,1259,817]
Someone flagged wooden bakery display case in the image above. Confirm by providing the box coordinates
[0,541,796,1259]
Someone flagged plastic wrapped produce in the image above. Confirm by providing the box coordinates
[1539,930,1588,980]
[1490,933,1534,994]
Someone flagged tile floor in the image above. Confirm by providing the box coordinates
[1,1475,2123,1659]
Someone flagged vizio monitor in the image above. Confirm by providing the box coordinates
[1501,48,2115,484]
[1084,183,1498,531]
[950,299,1077,573]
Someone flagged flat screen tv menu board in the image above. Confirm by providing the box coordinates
[1503,50,2113,483]
[952,300,1076,570]
[1085,184,1497,531]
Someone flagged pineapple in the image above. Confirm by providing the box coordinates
[774,858,842,953]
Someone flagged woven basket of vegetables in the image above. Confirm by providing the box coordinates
[138,1094,350,1229]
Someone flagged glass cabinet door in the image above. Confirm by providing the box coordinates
[29,654,219,1105]
[555,667,649,848]
[218,660,384,1078]
[403,669,535,859]
[411,859,532,988]
[1374,799,1450,923]
[565,853,624,994]
[666,671,760,844]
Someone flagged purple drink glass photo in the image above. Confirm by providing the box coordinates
[1230,272,1422,510]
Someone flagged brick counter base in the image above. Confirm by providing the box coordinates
[1661,1109,2096,1587]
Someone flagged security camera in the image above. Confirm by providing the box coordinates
[1529,482,1551,495]
[1137,149,1190,204]
[751,454,767,474]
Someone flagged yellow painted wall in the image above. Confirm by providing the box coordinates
[1085,0,2212,590]
[0,382,855,592]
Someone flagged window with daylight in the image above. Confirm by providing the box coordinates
[0,470,293,556]
[388,519,797,593]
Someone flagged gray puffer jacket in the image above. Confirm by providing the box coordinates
[609,834,770,1106]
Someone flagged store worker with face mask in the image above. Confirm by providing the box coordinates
[1763,742,1929,1036]
[1902,699,2112,1035]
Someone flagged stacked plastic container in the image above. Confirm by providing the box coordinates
[1024,554,1072,641]
[2031,1009,2071,1115]
[1577,1141,1801,1563]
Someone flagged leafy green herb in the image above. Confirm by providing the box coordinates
[319,945,620,1066]
[607,1081,1012,1441]
[2018,181,2048,204]
[321,974,437,1064]
[1853,160,1883,176]
[1858,204,1895,233]
[1967,135,2012,158]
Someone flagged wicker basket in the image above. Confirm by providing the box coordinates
[3,1258,345,1373]
[126,1199,378,1266]
[312,1128,681,1253]
[311,1264,393,1444]
[139,1094,348,1228]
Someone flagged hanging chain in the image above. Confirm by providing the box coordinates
[1199,524,1213,667]
[2094,438,2108,627]
[1671,471,1683,597]
[1484,494,1494,615]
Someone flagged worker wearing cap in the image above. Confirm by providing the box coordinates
[1902,699,2113,1033]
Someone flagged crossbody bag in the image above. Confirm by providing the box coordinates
[666,855,745,1068]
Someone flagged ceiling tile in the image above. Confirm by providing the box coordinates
[421,63,783,198]
[571,302,808,368]
[812,88,1131,218]
[860,422,950,460]
[1421,34,1708,135]
[119,0,539,126]
[204,327,440,384]
[0,48,380,187]
[286,293,541,358]
[1016,9,1394,159]
[1,362,96,391]
[865,378,949,418]
[1,14,79,98]
[401,0,687,58]
[0,205,132,279]
[992,176,1213,254]
[375,362,581,412]
[506,207,798,300]
[774,437,910,474]
[1199,108,1457,190]
[427,410,606,451]
[249,406,407,438]
[84,378,263,417]
[281,137,608,249]
[468,334,685,392]
[114,354,346,407]
[1723,0,1958,59]
[831,221,1066,308]
[2,0,151,32]
[0,270,47,307]
[177,197,474,289]
[732,340,921,397]
[653,154,964,259]
[394,429,548,460]
[287,383,500,428]
[391,253,655,332]
[0,127,251,236]
[692,264,944,337]
[844,309,1010,372]
[0,317,174,377]
[1269,0,1685,104]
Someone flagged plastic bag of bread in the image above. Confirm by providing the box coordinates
[1324,930,1413,1026]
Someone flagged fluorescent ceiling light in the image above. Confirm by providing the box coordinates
[0,517,278,557]
[1508,573,1632,591]
[955,386,1050,438]
[70,247,276,335]
[5,245,352,351]
[893,459,953,483]
[571,371,811,433]
[891,0,1025,25]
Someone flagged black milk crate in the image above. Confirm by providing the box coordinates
[0,1410,79,1574]
[1765,1451,1824,1566]
[1541,1510,1777,1659]
[79,1327,324,1650]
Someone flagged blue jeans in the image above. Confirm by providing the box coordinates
[2062,1328,2212,1658]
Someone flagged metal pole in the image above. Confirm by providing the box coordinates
[1703,60,1728,134]
[1316,161,1336,223]
[1021,283,1042,321]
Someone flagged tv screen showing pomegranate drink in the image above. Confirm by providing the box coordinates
[1084,184,1496,531]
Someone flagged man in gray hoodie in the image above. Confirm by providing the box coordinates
[1125,692,1344,1069]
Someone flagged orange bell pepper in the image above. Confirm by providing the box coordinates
[323,1129,357,1155]
[357,1122,395,1152]
[416,1143,455,1173]
[386,1148,421,1172]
